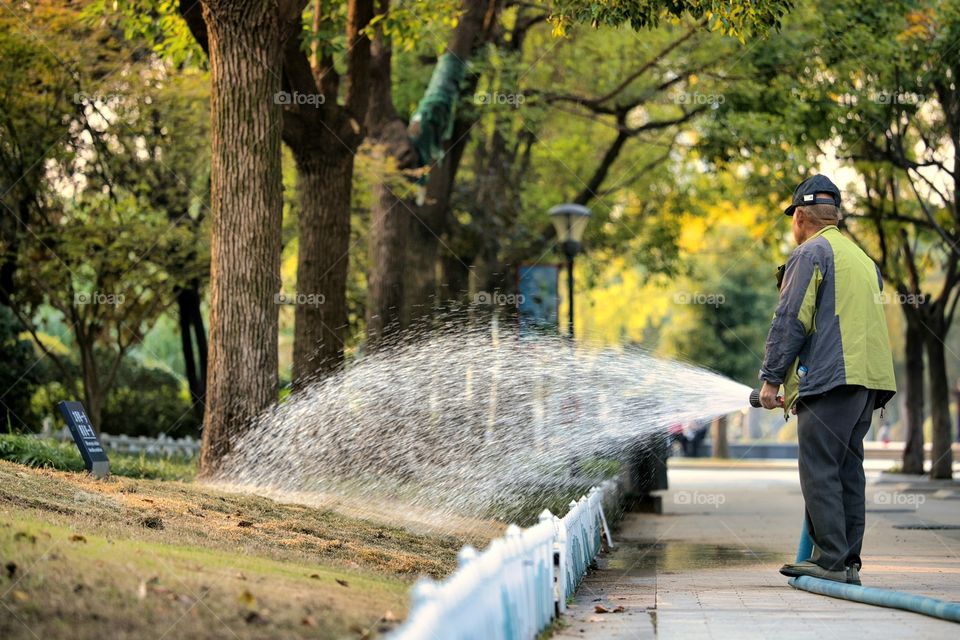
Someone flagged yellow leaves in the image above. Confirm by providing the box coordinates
[238,588,256,607]
[678,215,708,254]
[574,260,671,345]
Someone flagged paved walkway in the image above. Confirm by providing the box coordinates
[556,462,960,639]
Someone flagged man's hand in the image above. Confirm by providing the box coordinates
[759,381,784,410]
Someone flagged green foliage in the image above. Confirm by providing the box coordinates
[0,433,196,481]
[82,0,206,67]
[548,0,793,40]
[101,361,200,438]
[0,305,39,432]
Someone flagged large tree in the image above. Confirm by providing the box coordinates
[364,0,499,346]
[197,0,301,474]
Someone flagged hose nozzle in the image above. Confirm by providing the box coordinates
[749,388,762,408]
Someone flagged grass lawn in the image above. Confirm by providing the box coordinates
[0,453,498,639]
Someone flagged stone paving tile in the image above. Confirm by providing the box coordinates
[561,466,960,639]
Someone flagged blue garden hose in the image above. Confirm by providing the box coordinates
[788,518,960,623]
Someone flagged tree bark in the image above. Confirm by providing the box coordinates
[366,175,410,344]
[177,284,207,423]
[925,311,954,479]
[78,339,103,433]
[404,117,473,324]
[199,0,286,476]
[901,309,925,474]
[363,12,416,347]
[710,415,729,459]
[292,151,353,380]
[282,0,372,380]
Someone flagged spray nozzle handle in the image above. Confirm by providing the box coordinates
[749,388,762,408]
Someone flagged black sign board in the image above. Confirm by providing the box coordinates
[58,401,110,479]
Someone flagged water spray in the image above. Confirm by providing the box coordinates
[214,323,751,521]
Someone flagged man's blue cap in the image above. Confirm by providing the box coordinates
[784,174,842,216]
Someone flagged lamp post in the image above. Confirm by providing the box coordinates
[549,204,592,339]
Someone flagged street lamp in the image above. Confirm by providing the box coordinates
[549,203,592,339]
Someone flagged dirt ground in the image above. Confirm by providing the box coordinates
[0,460,499,639]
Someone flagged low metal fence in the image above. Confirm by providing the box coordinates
[38,427,200,458]
[392,480,617,640]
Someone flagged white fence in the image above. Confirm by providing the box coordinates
[39,427,200,457]
[391,481,617,640]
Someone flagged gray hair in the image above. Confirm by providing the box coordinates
[796,192,840,225]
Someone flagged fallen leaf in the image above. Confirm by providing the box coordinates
[13,532,36,544]
[301,615,317,627]
[244,611,268,625]
[12,590,29,602]
[335,578,349,587]
[238,589,256,607]
[69,534,87,543]
[5,562,17,579]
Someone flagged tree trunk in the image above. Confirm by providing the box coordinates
[364,0,497,344]
[405,222,440,325]
[901,310,925,474]
[710,415,729,459]
[404,117,473,325]
[199,1,284,476]
[925,312,954,479]
[292,152,353,381]
[366,177,410,345]
[78,339,103,433]
[177,284,207,423]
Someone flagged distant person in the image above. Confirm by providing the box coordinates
[878,415,891,446]
[682,420,708,457]
[756,175,896,585]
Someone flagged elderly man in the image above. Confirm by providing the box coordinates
[758,175,896,584]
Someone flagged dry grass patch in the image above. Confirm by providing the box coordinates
[0,460,498,639]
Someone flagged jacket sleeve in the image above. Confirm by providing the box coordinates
[759,249,821,385]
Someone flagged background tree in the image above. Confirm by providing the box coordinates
[703,0,959,478]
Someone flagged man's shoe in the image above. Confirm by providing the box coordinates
[779,560,847,583]
[846,565,861,586]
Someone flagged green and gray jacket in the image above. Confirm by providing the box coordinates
[760,225,896,416]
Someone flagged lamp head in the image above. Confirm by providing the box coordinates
[549,204,592,258]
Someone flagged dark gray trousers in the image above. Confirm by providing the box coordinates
[797,385,876,571]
